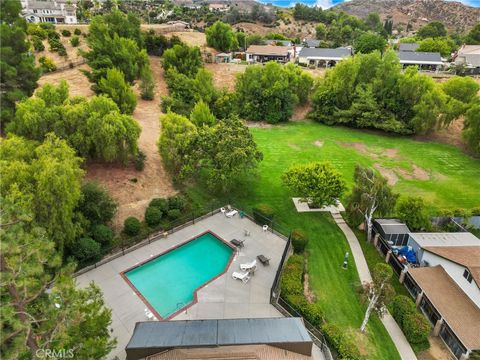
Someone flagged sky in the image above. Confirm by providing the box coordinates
[257,0,480,8]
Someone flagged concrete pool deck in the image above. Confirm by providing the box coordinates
[75,212,291,359]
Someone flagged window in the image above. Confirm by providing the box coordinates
[463,269,473,283]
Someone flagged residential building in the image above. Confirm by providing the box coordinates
[298,47,352,67]
[208,2,229,12]
[396,51,443,70]
[125,318,315,360]
[454,45,480,68]
[246,45,291,63]
[372,220,480,360]
[21,0,77,24]
[303,39,321,48]
[398,43,420,52]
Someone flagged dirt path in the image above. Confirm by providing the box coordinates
[85,57,176,229]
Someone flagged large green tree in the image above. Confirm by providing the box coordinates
[205,21,239,52]
[0,135,84,252]
[463,101,480,155]
[282,162,346,207]
[347,165,398,241]
[162,43,202,77]
[0,0,40,126]
[9,81,140,163]
[416,21,447,39]
[465,22,480,44]
[235,62,313,124]
[354,32,387,54]
[0,191,115,359]
[98,68,137,114]
[396,196,431,231]
[416,37,455,57]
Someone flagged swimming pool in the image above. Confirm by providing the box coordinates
[123,231,234,319]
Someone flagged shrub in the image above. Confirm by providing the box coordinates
[98,68,137,115]
[403,312,431,350]
[391,295,416,326]
[291,229,308,253]
[78,182,118,225]
[40,23,55,31]
[134,150,146,171]
[168,196,186,211]
[145,206,162,227]
[149,198,169,213]
[124,217,141,236]
[61,29,71,37]
[322,323,362,360]
[140,66,155,100]
[92,224,114,247]
[74,28,82,35]
[252,204,275,224]
[27,24,48,39]
[471,207,480,216]
[47,30,60,40]
[39,56,56,73]
[167,208,182,220]
[31,36,45,51]
[280,254,304,297]
[70,35,80,47]
[72,237,102,263]
[48,37,67,56]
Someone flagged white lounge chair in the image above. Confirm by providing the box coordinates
[220,207,226,214]
[225,209,238,218]
[262,225,269,232]
[240,260,257,272]
[144,308,155,320]
[232,271,251,283]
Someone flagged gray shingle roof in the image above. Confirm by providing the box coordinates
[298,47,351,60]
[396,51,443,64]
[399,43,419,52]
[304,39,320,48]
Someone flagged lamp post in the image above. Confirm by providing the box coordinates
[342,251,349,270]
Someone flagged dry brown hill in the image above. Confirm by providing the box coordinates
[335,0,480,32]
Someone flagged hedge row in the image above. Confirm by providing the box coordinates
[391,295,431,352]
[321,323,363,360]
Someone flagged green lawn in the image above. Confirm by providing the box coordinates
[187,122,480,359]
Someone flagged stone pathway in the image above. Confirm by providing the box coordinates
[330,213,417,360]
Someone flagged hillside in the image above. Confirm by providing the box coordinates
[335,0,480,32]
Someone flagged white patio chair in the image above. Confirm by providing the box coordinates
[232,271,251,283]
[220,207,226,214]
[240,259,257,272]
[144,308,155,320]
[262,225,269,232]
[225,209,238,218]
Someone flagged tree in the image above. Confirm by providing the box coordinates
[315,23,327,40]
[0,192,116,359]
[190,100,217,127]
[9,81,141,163]
[396,196,431,231]
[417,37,454,57]
[235,62,313,124]
[158,112,198,176]
[364,13,383,33]
[162,43,202,77]
[442,76,479,104]
[354,32,387,54]
[196,116,263,192]
[98,68,137,114]
[347,165,398,241]
[139,64,155,100]
[205,21,239,52]
[416,21,447,39]
[360,263,395,332]
[0,0,41,126]
[282,162,346,207]
[77,182,117,226]
[463,101,480,154]
[465,22,480,45]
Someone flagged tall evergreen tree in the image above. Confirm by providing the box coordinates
[0,0,40,126]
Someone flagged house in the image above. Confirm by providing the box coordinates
[21,0,77,24]
[298,47,352,67]
[398,43,419,52]
[396,51,443,71]
[208,3,229,12]
[215,52,233,63]
[372,218,411,247]
[125,318,314,360]
[303,39,321,48]
[166,20,190,30]
[454,45,480,68]
[246,45,291,63]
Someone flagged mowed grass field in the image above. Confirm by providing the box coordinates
[188,122,480,359]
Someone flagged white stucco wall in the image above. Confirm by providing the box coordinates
[421,251,480,308]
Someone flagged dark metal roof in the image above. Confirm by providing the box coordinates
[396,51,442,64]
[399,43,419,52]
[374,219,410,235]
[298,47,351,59]
[126,318,311,350]
[304,39,320,48]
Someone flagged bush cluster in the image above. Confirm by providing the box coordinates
[39,56,56,73]
[72,237,102,264]
[31,36,45,51]
[391,295,431,352]
[70,35,80,47]
[48,37,67,56]
[27,24,48,39]
[124,217,141,236]
[74,28,82,35]
[252,204,275,224]
[61,29,71,37]
[143,195,187,229]
[291,229,308,253]
[321,323,363,360]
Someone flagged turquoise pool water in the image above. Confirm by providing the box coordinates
[124,232,233,318]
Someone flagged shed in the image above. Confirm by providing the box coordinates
[215,52,232,63]
[125,318,313,360]
[372,219,410,246]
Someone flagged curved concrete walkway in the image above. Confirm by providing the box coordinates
[331,213,417,360]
